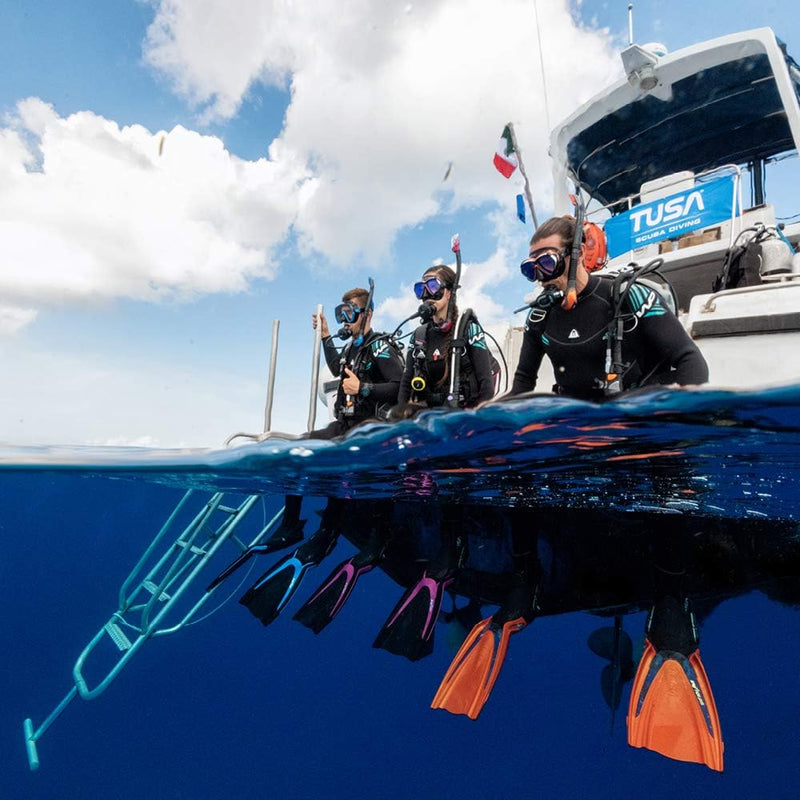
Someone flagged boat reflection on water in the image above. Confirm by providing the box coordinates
[228,495,799,773]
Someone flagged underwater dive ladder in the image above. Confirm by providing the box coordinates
[23,315,326,770]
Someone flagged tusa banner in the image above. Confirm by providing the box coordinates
[604,174,736,258]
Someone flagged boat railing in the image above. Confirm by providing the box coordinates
[224,304,326,446]
[698,273,800,313]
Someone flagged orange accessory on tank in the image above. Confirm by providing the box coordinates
[582,222,608,272]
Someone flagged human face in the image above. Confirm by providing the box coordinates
[414,276,446,301]
[526,234,573,290]
[348,305,369,337]
[521,249,568,282]
[334,301,363,325]
[421,273,451,320]
[335,301,369,338]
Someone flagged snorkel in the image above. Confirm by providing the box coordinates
[441,233,461,333]
[353,277,375,347]
[563,189,584,311]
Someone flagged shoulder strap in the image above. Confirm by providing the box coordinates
[412,323,428,351]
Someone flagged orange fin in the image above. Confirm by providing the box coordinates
[627,639,724,772]
[431,615,527,720]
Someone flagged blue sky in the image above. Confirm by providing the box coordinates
[0,0,797,447]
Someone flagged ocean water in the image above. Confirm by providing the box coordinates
[3,386,800,799]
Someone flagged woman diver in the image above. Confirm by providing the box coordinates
[397,264,495,410]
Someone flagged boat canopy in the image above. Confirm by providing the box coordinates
[551,28,800,212]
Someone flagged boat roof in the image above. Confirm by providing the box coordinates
[550,28,800,212]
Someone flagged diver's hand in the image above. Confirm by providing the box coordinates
[312,311,330,338]
[341,366,360,395]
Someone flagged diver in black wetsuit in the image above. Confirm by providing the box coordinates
[280,286,404,535]
[310,285,404,439]
[510,215,709,400]
[397,265,495,409]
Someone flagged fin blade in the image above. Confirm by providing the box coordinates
[293,558,374,634]
[627,640,724,772]
[238,528,337,627]
[239,555,305,626]
[431,616,527,720]
[373,573,453,662]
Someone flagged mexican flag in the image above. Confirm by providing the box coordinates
[493,124,518,178]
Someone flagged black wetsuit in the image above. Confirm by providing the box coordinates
[310,330,403,438]
[511,274,708,400]
[398,319,495,408]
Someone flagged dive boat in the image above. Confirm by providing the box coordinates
[506,27,800,390]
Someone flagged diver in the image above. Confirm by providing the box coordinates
[275,285,403,545]
[310,284,404,439]
[510,215,709,400]
[397,265,495,411]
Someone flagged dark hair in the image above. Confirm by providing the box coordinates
[341,287,370,310]
[421,264,459,387]
[531,215,578,249]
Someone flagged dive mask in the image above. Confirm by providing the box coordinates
[413,276,446,301]
[334,302,364,325]
[520,249,568,282]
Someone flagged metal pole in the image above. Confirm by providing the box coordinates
[263,319,280,433]
[307,304,323,432]
[507,123,539,229]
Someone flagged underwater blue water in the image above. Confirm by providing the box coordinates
[3,387,800,799]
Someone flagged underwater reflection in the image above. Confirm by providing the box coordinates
[215,496,800,772]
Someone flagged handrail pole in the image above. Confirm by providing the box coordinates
[263,319,280,433]
[117,489,196,609]
[307,304,324,432]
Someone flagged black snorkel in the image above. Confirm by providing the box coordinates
[355,277,375,347]
[564,188,585,311]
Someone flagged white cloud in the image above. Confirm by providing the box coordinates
[144,0,622,264]
[0,98,308,315]
[0,306,38,334]
[1,2,623,334]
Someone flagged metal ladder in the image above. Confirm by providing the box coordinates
[23,489,281,770]
[23,312,330,770]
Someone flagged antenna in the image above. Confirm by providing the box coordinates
[628,4,634,45]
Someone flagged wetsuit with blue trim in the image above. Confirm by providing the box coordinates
[511,274,708,400]
[312,329,403,438]
[398,319,495,408]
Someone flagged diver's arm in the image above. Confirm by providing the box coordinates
[367,342,404,406]
[628,288,709,386]
[510,314,545,395]
[322,336,343,376]
[397,349,414,404]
